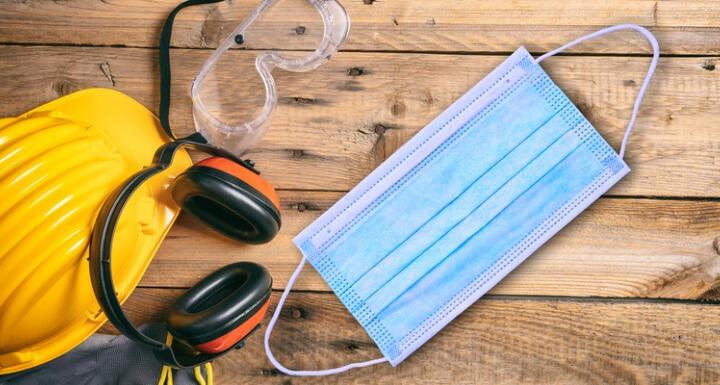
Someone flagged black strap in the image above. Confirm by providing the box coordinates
[88,138,202,359]
[158,0,260,175]
[159,0,227,139]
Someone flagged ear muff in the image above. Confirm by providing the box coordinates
[166,262,272,354]
[171,157,281,244]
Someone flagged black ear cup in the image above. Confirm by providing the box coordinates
[171,165,281,244]
[166,262,272,348]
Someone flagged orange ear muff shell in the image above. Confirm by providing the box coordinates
[194,300,270,354]
[196,157,280,211]
[171,157,281,244]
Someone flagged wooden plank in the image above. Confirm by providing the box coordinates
[0,46,718,196]
[142,191,720,300]
[1,0,719,55]
[103,288,720,384]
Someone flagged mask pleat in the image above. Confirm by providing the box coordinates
[323,78,558,287]
[348,103,576,302]
[364,126,583,316]
[383,142,606,341]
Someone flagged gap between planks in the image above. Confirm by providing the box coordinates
[1,0,720,55]
[1,46,718,196]
[0,42,716,59]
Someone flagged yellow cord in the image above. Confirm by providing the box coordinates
[193,362,214,385]
[193,366,206,385]
[158,333,175,385]
[158,366,167,385]
[206,363,214,385]
[157,331,215,385]
[158,365,174,385]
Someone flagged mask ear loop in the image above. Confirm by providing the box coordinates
[264,256,388,376]
[535,24,660,159]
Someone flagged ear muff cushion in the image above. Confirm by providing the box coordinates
[171,165,281,244]
[166,262,272,346]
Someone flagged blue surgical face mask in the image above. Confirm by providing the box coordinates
[264,24,659,376]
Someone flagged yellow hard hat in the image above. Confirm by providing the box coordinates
[0,88,192,375]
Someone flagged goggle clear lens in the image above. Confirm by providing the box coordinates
[191,0,350,155]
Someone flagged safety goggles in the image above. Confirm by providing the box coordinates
[190,0,350,155]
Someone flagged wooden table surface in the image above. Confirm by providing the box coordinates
[2,1,720,384]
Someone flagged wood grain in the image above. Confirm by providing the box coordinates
[1,0,719,55]
[102,288,720,385]
[139,191,720,300]
[0,46,718,196]
[3,2,720,384]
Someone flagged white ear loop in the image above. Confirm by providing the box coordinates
[536,24,660,159]
[264,256,388,376]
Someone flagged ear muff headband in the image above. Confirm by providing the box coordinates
[89,136,263,368]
